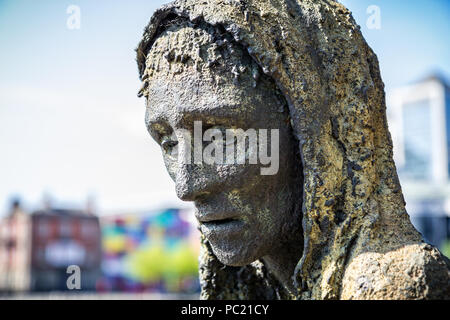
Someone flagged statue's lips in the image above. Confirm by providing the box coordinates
[199,218,245,234]
[195,209,238,223]
[195,205,245,233]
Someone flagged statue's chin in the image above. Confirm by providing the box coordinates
[209,241,260,267]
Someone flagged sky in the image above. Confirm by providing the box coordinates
[0,0,449,216]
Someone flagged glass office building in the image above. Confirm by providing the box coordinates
[387,74,450,250]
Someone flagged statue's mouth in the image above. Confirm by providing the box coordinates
[195,205,238,223]
[200,218,244,234]
[202,217,236,226]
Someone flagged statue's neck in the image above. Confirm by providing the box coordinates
[262,235,303,295]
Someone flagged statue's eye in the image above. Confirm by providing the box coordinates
[161,139,178,153]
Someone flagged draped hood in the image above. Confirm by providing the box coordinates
[137,0,450,299]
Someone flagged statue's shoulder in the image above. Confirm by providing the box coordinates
[340,243,450,300]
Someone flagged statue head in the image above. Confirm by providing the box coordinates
[137,0,449,300]
[142,20,304,272]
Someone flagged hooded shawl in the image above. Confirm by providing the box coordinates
[137,0,450,299]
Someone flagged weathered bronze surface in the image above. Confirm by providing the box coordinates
[137,0,450,299]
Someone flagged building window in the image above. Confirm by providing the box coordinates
[400,99,432,180]
[38,219,50,238]
[59,219,72,238]
[81,220,97,240]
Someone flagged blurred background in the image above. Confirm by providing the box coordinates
[0,0,449,298]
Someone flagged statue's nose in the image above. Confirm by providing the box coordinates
[173,132,223,201]
[175,164,211,202]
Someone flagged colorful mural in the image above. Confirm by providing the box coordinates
[98,208,200,293]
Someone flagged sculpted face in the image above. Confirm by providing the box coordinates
[144,24,303,267]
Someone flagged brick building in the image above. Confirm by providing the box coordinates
[0,201,102,292]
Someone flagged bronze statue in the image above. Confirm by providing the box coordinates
[137,0,450,299]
